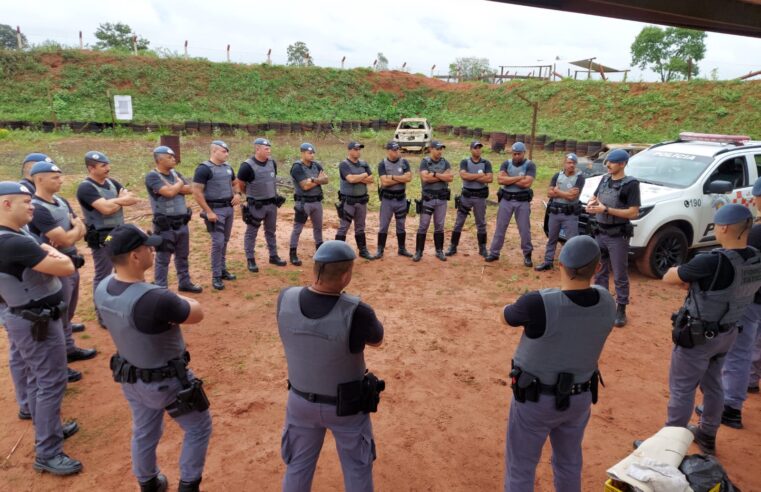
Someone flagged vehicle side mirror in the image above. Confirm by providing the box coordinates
[705,180,733,194]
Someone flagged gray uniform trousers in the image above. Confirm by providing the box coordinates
[5,311,67,459]
[337,202,367,236]
[417,198,447,234]
[244,203,278,258]
[281,391,375,492]
[121,369,212,483]
[505,393,592,492]
[2,303,29,413]
[722,303,761,409]
[154,224,191,288]
[60,271,80,354]
[452,195,487,234]
[489,199,532,257]
[290,202,324,248]
[91,246,114,302]
[378,198,407,234]
[594,233,630,305]
[751,320,761,388]
[208,206,234,277]
[544,213,580,264]
[666,329,737,436]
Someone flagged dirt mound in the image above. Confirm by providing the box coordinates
[365,69,488,94]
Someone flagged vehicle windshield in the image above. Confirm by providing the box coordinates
[625,150,713,188]
[398,121,426,130]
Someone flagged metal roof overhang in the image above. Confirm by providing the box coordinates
[488,0,761,38]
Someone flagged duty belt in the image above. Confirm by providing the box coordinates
[423,189,451,201]
[9,302,64,320]
[340,193,369,205]
[462,187,489,199]
[548,203,581,215]
[380,189,406,200]
[153,213,190,231]
[539,380,592,395]
[294,194,323,203]
[206,199,233,208]
[287,380,337,405]
[247,196,277,206]
[595,223,633,238]
[498,189,532,202]
[110,352,190,384]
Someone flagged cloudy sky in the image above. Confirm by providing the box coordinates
[4,0,761,81]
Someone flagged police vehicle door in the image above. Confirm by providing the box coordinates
[698,155,754,242]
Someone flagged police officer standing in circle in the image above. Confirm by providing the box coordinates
[446,141,493,257]
[289,143,329,266]
[145,146,202,293]
[661,204,761,455]
[76,151,139,320]
[20,152,52,192]
[486,142,536,266]
[29,161,97,380]
[277,240,384,491]
[192,140,241,291]
[502,235,616,492]
[95,224,210,492]
[374,141,413,258]
[585,149,640,327]
[0,181,83,476]
[237,137,287,272]
[336,141,375,260]
[536,154,585,272]
[414,140,453,262]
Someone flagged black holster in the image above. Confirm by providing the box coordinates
[590,370,603,404]
[241,205,256,225]
[294,204,308,224]
[405,199,411,216]
[335,201,345,220]
[555,372,574,411]
[68,253,86,269]
[199,211,215,233]
[510,363,539,403]
[671,307,709,348]
[165,359,210,418]
[336,372,385,416]
[414,199,422,215]
[275,195,287,208]
[85,226,108,249]
[454,194,462,210]
[24,310,52,342]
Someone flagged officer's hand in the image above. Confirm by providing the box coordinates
[231,194,241,207]
[547,187,557,197]
[40,243,67,259]
[206,211,218,222]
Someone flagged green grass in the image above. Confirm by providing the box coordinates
[1,49,760,143]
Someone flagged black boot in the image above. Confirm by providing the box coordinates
[289,247,302,266]
[178,477,202,492]
[434,232,447,261]
[221,269,236,281]
[614,304,627,327]
[212,277,224,290]
[375,233,387,259]
[397,232,413,257]
[412,233,426,262]
[139,473,168,492]
[688,424,716,455]
[523,254,533,267]
[695,404,743,429]
[269,255,287,266]
[356,233,375,260]
[477,232,487,257]
[534,261,553,272]
[247,258,258,273]
[315,241,323,252]
[335,234,346,242]
[445,231,460,256]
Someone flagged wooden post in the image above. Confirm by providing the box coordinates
[373,59,377,70]
[341,56,346,69]
[431,64,436,77]
[184,40,188,59]
[402,61,406,72]
[79,31,83,50]
[267,48,272,65]
[132,35,137,55]
[16,26,22,50]
[226,44,231,62]
[588,59,593,79]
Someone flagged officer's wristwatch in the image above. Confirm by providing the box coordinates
[310,177,315,183]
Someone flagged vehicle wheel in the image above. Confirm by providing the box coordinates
[635,225,688,279]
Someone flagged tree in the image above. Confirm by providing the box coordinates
[286,41,313,67]
[0,24,28,49]
[448,57,494,81]
[93,22,150,51]
[631,26,706,82]
[376,52,388,71]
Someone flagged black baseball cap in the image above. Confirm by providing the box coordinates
[105,224,163,255]
[430,140,446,149]
[347,141,364,150]
[385,141,401,150]
[470,141,483,149]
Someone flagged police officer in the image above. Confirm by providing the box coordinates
[414,140,453,262]
[661,204,761,455]
[76,151,139,321]
[446,141,492,257]
[145,146,202,293]
[20,152,53,192]
[336,141,375,260]
[277,240,384,491]
[502,235,615,492]
[29,160,97,378]
[0,181,82,475]
[192,140,241,290]
[536,154,586,271]
[375,141,413,258]
[585,148,640,327]
[95,224,210,492]
[486,142,536,266]
[237,137,287,272]
[289,143,329,266]
[701,178,761,429]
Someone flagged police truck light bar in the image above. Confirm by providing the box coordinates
[679,132,751,144]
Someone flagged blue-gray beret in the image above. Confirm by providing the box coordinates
[314,240,356,263]
[714,203,752,225]
[559,235,601,268]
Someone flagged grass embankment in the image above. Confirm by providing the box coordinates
[1,49,760,143]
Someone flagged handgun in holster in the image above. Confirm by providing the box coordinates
[199,211,215,233]
[454,194,461,210]
[405,199,411,216]
[85,226,102,249]
[414,199,422,215]
[335,201,345,220]
[555,372,574,411]
[165,359,210,418]
[275,195,286,208]
[20,309,52,342]
[241,205,255,225]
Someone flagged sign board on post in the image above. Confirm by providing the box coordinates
[113,95,133,121]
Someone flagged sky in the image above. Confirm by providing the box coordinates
[3,0,761,81]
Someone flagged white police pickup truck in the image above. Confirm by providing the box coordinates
[577,132,761,278]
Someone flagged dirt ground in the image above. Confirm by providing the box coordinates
[1,202,760,492]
